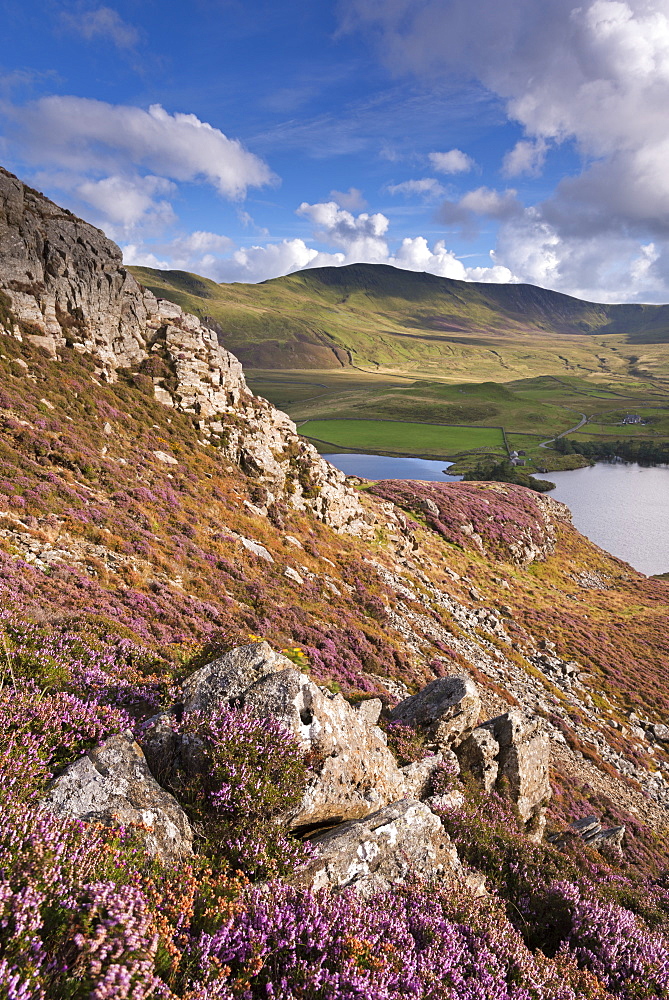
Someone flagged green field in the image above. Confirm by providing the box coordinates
[299,419,505,458]
[247,370,669,471]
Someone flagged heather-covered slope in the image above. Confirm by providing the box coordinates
[2,168,669,998]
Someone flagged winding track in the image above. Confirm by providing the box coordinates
[538,412,588,448]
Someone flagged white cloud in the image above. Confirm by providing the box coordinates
[63,7,139,48]
[75,174,176,233]
[428,149,475,174]
[502,139,548,178]
[120,195,517,286]
[297,201,390,260]
[329,187,367,211]
[386,178,445,199]
[13,97,275,200]
[343,0,669,300]
[122,245,171,270]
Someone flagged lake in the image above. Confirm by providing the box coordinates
[533,462,669,576]
[322,453,460,482]
[324,452,669,577]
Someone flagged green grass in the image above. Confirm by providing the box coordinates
[130,262,669,380]
[300,419,505,458]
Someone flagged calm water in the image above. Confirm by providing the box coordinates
[322,453,460,482]
[533,462,669,576]
[324,452,669,576]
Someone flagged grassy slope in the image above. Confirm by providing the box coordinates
[130,263,669,467]
[129,262,669,378]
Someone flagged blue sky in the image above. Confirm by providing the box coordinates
[2,0,669,302]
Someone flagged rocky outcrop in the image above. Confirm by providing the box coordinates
[0,166,401,538]
[457,711,551,840]
[142,642,407,831]
[389,676,481,749]
[294,799,477,897]
[41,732,193,860]
[401,752,453,799]
[548,815,625,854]
[454,727,499,792]
[181,641,292,712]
[369,480,570,566]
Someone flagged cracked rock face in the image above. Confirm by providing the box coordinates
[458,711,551,840]
[293,799,466,896]
[0,166,390,539]
[389,675,481,749]
[41,732,193,860]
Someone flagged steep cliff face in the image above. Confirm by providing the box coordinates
[0,167,380,536]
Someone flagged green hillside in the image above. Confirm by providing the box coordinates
[129,262,669,378]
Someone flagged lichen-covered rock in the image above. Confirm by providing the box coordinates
[356,698,382,726]
[181,641,292,712]
[454,727,499,792]
[389,676,481,749]
[293,799,465,896]
[470,711,551,840]
[242,668,407,829]
[144,643,407,830]
[400,753,452,800]
[41,732,192,860]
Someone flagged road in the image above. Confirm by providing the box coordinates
[538,412,588,448]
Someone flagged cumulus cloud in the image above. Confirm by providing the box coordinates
[297,201,390,260]
[62,6,139,48]
[502,139,548,178]
[428,149,475,174]
[13,97,275,200]
[75,174,176,233]
[121,198,516,286]
[123,230,236,276]
[329,187,367,211]
[342,0,669,300]
[386,178,445,199]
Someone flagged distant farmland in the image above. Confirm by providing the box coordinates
[299,419,505,458]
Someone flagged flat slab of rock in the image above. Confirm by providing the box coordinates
[389,675,481,748]
[294,799,465,897]
[41,732,192,860]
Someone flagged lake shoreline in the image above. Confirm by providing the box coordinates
[324,452,669,577]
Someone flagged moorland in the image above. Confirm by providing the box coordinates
[131,262,669,473]
[4,165,669,998]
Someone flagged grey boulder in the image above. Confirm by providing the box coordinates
[242,667,407,829]
[458,711,551,840]
[41,732,193,860]
[181,641,293,712]
[389,675,481,748]
[294,799,479,897]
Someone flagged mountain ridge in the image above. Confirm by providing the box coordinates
[129,260,669,372]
